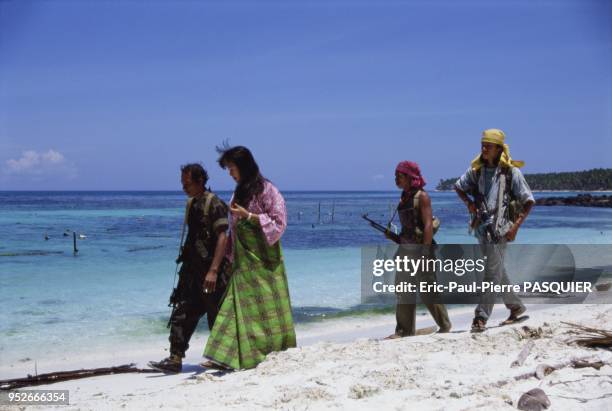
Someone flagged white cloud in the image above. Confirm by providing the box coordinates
[371,174,385,181]
[41,150,65,164]
[5,149,65,174]
[6,150,39,172]
[2,150,76,184]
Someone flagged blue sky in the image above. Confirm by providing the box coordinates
[1,0,610,190]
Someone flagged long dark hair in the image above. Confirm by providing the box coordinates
[480,144,503,166]
[216,144,266,207]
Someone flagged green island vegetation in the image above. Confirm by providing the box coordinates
[436,168,612,191]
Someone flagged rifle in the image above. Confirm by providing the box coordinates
[362,214,401,244]
[471,194,501,243]
[167,198,193,328]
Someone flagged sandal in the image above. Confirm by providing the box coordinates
[500,306,528,325]
[384,333,403,340]
[471,317,487,333]
[200,360,230,370]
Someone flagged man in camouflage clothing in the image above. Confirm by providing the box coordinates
[150,163,229,373]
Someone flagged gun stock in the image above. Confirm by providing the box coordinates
[361,214,401,244]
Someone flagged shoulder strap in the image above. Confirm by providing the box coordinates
[413,190,424,228]
[183,198,193,225]
[203,192,214,219]
[505,167,513,197]
[494,169,506,227]
[178,198,193,252]
[473,169,484,200]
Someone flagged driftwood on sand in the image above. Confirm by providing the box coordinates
[0,364,157,390]
[511,340,535,368]
[562,321,612,349]
[493,356,607,388]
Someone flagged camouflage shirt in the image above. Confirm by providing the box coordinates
[181,192,229,267]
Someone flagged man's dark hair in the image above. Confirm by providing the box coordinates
[216,144,266,207]
[181,163,209,188]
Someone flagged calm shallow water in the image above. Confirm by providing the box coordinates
[1,191,611,365]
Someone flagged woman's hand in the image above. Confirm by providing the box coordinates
[230,202,250,220]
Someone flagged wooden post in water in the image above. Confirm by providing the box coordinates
[331,201,335,223]
[318,202,321,224]
[73,232,78,255]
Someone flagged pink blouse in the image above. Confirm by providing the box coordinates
[226,180,287,262]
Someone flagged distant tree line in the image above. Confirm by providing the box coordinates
[435,168,612,191]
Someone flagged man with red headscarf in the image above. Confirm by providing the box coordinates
[385,161,451,338]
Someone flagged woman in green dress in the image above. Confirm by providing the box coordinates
[202,145,296,370]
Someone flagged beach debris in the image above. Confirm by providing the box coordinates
[0,364,157,390]
[493,355,606,387]
[595,282,611,291]
[348,383,380,399]
[556,392,612,403]
[517,388,551,411]
[572,359,605,370]
[516,325,547,340]
[535,364,554,380]
[547,378,583,386]
[562,321,612,349]
[511,340,535,368]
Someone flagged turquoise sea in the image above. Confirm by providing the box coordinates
[1,191,611,366]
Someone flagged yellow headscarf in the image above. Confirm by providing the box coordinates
[470,128,525,171]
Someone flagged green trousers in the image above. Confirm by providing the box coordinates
[394,245,451,336]
[395,301,451,336]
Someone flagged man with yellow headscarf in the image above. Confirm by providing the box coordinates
[454,129,535,332]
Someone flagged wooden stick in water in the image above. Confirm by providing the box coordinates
[73,232,78,255]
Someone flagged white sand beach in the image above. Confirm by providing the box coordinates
[3,297,611,411]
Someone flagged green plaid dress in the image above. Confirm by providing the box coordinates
[203,219,296,369]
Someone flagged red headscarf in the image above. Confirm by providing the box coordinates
[395,161,426,190]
